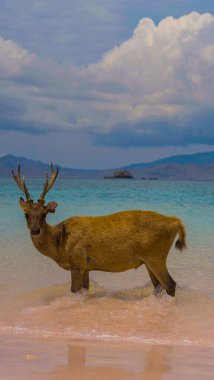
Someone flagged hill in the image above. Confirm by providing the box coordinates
[0,154,99,179]
[1,152,214,180]
[123,151,214,170]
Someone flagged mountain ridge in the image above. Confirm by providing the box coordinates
[122,151,214,170]
[1,152,214,180]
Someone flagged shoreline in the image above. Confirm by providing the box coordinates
[1,333,214,380]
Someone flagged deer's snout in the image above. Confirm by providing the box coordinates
[31,227,41,236]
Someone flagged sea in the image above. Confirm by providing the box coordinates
[0,177,214,347]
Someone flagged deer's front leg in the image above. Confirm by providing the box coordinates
[71,266,84,293]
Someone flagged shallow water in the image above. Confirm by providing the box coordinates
[1,281,214,349]
[1,334,214,380]
[0,178,214,348]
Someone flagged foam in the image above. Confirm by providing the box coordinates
[1,282,214,348]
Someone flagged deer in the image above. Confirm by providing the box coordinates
[12,165,186,297]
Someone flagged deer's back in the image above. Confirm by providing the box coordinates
[57,210,181,272]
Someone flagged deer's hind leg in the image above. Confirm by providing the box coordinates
[145,260,176,297]
[146,267,159,288]
[146,266,165,296]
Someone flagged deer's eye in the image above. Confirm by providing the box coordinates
[25,213,29,220]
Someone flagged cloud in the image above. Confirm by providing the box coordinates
[1,1,214,65]
[0,37,35,76]
[0,0,122,65]
[88,12,214,105]
[0,12,214,148]
[92,109,214,148]
[85,12,214,146]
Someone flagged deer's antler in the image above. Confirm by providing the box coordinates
[38,163,59,202]
[12,165,32,201]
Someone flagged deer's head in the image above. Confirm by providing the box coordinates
[12,164,59,236]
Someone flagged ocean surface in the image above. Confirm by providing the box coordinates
[0,178,214,347]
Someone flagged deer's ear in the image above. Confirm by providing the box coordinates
[46,201,58,213]
[19,197,28,212]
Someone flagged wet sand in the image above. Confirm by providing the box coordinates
[1,281,214,379]
[1,334,214,380]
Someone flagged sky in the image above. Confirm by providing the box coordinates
[1,0,214,169]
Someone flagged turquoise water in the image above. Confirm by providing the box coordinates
[1,178,214,243]
[0,178,214,346]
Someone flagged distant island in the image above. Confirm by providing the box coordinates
[1,151,214,180]
[104,170,133,179]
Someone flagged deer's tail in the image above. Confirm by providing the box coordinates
[175,221,187,251]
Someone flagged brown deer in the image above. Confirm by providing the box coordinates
[12,165,186,297]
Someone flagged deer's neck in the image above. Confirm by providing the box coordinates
[31,222,60,262]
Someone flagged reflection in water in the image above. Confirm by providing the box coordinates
[1,335,214,380]
[43,341,172,380]
[143,346,171,380]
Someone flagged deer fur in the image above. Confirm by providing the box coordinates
[13,165,186,297]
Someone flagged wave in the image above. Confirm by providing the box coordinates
[1,281,214,348]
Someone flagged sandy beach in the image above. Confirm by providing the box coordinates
[1,333,214,380]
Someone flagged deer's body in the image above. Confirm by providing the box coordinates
[12,165,186,297]
[31,209,186,295]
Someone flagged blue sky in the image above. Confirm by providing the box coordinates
[0,0,214,168]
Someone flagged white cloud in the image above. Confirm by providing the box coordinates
[0,37,35,76]
[87,12,214,119]
[1,12,214,147]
